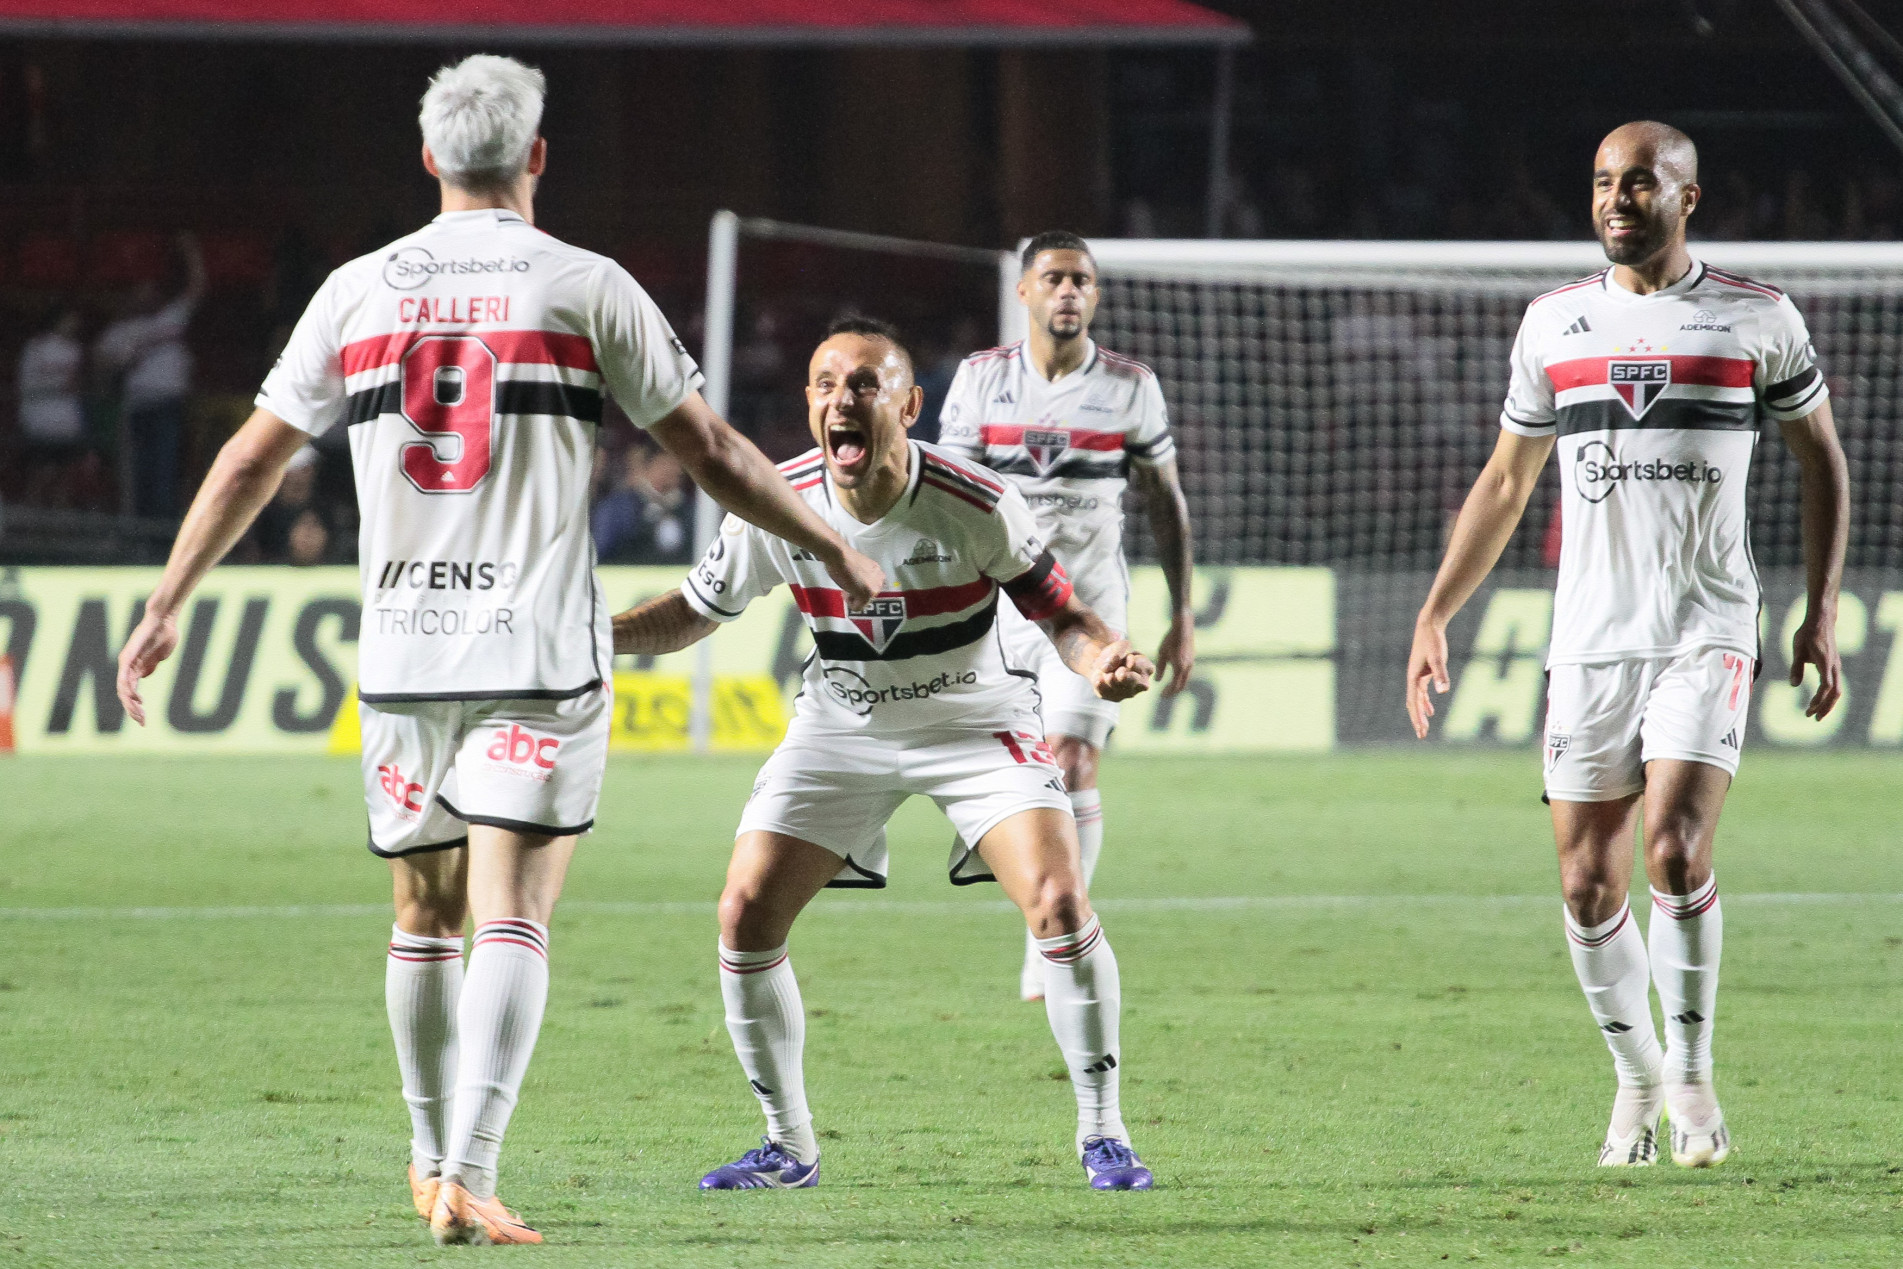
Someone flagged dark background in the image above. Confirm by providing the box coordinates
[0,0,1896,561]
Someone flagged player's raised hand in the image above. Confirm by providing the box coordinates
[1091,640,1154,702]
[1405,619,1452,739]
[1790,608,1844,720]
[825,543,886,608]
[1155,612,1195,698]
[116,610,181,727]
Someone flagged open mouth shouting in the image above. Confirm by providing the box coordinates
[826,420,871,477]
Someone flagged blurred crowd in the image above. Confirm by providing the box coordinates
[6,168,1898,568]
[13,232,206,522]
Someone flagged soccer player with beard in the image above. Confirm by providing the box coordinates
[937,231,1195,1001]
[612,317,1159,1191]
[114,55,883,1244]
[1407,122,1848,1167]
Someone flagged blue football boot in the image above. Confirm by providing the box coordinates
[699,1138,820,1191]
[1081,1136,1153,1190]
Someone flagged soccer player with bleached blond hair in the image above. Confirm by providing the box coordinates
[117,52,883,1245]
[1407,122,1848,1170]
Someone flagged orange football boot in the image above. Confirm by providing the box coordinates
[430,1179,543,1245]
[407,1165,441,1220]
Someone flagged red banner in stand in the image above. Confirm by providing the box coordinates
[0,0,1248,43]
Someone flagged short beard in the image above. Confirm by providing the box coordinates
[1044,315,1084,342]
[1599,221,1669,265]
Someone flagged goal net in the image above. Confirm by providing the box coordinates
[1000,240,1903,743]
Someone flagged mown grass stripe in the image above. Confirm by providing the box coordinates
[5,893,1901,920]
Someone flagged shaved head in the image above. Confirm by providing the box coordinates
[1592,121,1701,270]
[1598,120,1698,186]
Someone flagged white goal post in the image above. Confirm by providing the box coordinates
[997,236,1903,746]
[689,211,1011,750]
[683,223,1903,751]
[998,235,1903,566]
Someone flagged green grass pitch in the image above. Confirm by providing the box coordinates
[2,750,1900,1266]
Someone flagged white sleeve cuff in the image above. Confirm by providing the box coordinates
[681,573,745,622]
[254,392,336,437]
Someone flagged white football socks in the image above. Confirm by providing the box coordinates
[719,942,819,1164]
[1564,902,1664,1089]
[442,919,550,1201]
[385,925,463,1177]
[1022,788,1106,996]
[1650,875,1722,1087]
[1036,914,1129,1153]
[1071,788,1104,883]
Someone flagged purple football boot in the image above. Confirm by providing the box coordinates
[1081,1136,1153,1190]
[699,1138,820,1191]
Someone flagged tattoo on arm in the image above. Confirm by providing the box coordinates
[1053,623,1095,674]
[1039,596,1118,679]
[1133,459,1193,615]
[612,591,718,657]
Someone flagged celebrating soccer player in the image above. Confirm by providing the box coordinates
[1406,122,1848,1168]
[114,55,883,1245]
[612,318,1158,1191]
[937,231,1195,1001]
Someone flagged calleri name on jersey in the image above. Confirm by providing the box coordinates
[1501,259,1828,666]
[257,209,702,702]
[680,441,1074,735]
[936,339,1173,624]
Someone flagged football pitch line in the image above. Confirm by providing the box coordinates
[4,892,1902,920]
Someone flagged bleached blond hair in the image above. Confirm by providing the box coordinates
[418,55,545,190]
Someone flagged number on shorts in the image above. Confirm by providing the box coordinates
[1722,653,1750,710]
[400,335,497,495]
[995,729,1058,767]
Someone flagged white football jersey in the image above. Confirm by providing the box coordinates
[258,209,702,702]
[681,441,1074,736]
[936,339,1173,630]
[1500,259,1827,666]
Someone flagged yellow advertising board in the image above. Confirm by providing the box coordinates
[0,565,1333,755]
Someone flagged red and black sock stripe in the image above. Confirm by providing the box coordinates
[1039,916,1104,966]
[1565,905,1631,948]
[472,918,549,959]
[388,930,464,963]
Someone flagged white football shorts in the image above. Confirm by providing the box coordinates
[998,600,1122,749]
[1542,647,1755,802]
[736,723,1073,888]
[360,687,612,857]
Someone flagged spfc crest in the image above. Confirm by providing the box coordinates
[847,595,906,653]
[1023,427,1070,475]
[1608,360,1670,420]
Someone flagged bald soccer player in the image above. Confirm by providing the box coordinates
[1406,122,1848,1168]
[614,317,1159,1191]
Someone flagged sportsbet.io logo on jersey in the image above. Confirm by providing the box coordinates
[382,245,532,290]
[1574,440,1723,504]
[822,665,979,715]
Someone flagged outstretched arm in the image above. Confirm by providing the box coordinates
[1780,400,1849,720]
[612,590,718,657]
[650,395,883,605]
[1406,428,1555,738]
[1129,457,1195,697]
[1037,592,1154,702]
[116,408,312,725]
